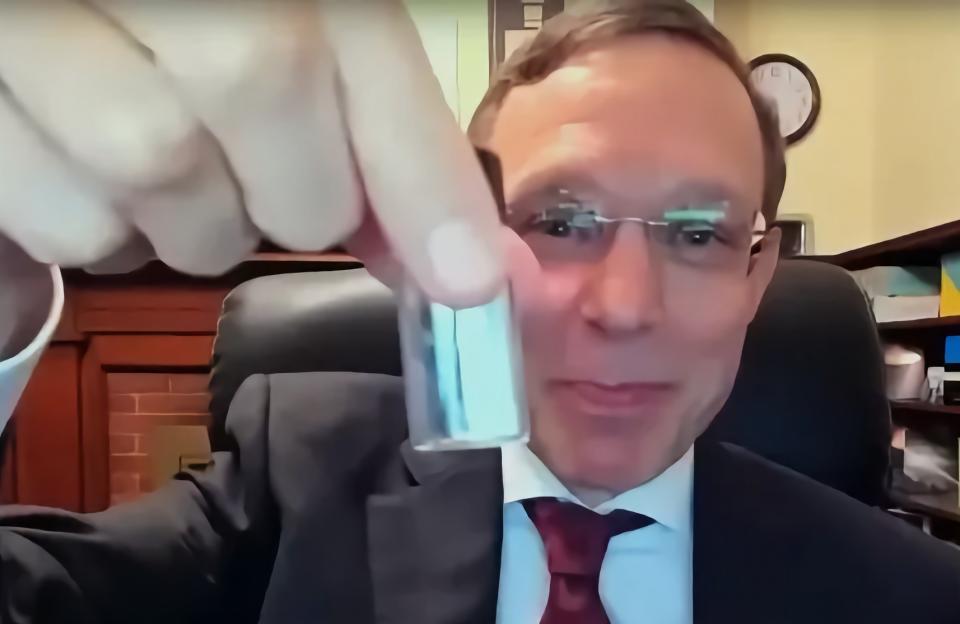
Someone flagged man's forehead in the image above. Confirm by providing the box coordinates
[492,92,756,204]
[505,40,749,124]
[490,34,764,210]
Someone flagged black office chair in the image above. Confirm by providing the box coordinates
[209,260,891,506]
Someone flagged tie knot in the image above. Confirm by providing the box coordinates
[523,497,653,576]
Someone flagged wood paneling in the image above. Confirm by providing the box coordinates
[80,341,109,511]
[0,428,16,504]
[94,335,215,369]
[4,254,356,510]
[14,345,82,510]
[71,287,230,334]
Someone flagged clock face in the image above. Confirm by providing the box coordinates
[749,57,820,143]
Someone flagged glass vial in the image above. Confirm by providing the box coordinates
[398,279,529,451]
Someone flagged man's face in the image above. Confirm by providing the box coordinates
[489,35,778,494]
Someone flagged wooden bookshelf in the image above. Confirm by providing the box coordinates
[821,219,960,271]
[62,252,361,287]
[892,491,960,524]
[891,401,960,431]
[878,316,960,332]
[818,219,960,535]
[813,219,959,370]
[891,401,960,417]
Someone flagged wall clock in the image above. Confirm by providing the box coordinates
[749,54,821,145]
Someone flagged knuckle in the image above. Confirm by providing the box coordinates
[90,102,204,187]
[163,27,308,103]
[156,239,254,277]
[249,196,361,252]
[21,232,120,267]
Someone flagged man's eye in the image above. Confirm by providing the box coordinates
[682,229,715,246]
[668,223,720,247]
[534,217,574,237]
[528,208,599,239]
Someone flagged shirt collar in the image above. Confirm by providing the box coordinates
[501,442,694,533]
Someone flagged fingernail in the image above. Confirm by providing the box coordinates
[427,219,504,299]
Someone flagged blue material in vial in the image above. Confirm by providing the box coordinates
[398,280,529,451]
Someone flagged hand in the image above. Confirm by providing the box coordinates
[0,0,505,307]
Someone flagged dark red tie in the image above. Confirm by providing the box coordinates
[523,498,653,624]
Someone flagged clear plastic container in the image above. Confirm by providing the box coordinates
[398,280,529,451]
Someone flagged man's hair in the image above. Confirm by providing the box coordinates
[468,0,786,222]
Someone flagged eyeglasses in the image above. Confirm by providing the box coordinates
[503,191,769,271]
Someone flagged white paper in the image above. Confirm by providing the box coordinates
[872,295,941,323]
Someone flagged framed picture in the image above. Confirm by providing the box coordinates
[489,0,564,73]
[774,214,815,257]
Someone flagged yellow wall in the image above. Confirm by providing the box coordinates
[873,2,960,242]
[406,0,489,129]
[688,0,714,21]
[716,0,960,254]
[412,0,713,131]
[716,0,879,254]
[456,0,492,124]
[408,1,960,253]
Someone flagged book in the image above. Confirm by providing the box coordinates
[852,266,941,298]
[872,295,941,323]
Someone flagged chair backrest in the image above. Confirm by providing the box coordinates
[210,259,891,505]
[703,260,890,505]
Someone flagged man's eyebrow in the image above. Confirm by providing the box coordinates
[663,204,731,222]
[508,165,753,212]
[507,163,599,205]
[652,179,752,208]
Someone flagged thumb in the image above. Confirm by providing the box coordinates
[348,220,542,316]
[501,227,542,317]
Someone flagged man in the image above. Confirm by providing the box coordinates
[1,1,959,623]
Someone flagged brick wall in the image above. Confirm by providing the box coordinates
[107,373,211,506]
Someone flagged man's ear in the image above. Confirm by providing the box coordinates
[746,227,782,319]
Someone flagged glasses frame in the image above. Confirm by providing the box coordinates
[501,195,771,257]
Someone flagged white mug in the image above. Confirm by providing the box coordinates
[0,266,64,434]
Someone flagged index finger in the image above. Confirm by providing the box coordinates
[320,1,506,308]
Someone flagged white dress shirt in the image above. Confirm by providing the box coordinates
[497,442,694,624]
[0,266,63,433]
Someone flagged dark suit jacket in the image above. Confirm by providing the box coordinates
[1,372,958,623]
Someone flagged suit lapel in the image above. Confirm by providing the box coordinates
[366,442,504,624]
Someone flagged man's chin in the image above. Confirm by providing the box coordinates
[552,439,676,495]
[529,402,690,493]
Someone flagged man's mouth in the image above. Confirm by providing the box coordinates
[549,380,677,415]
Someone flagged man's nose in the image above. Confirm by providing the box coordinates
[579,223,666,334]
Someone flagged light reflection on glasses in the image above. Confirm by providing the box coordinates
[504,191,768,270]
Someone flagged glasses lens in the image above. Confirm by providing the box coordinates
[514,205,609,263]
[505,199,755,271]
